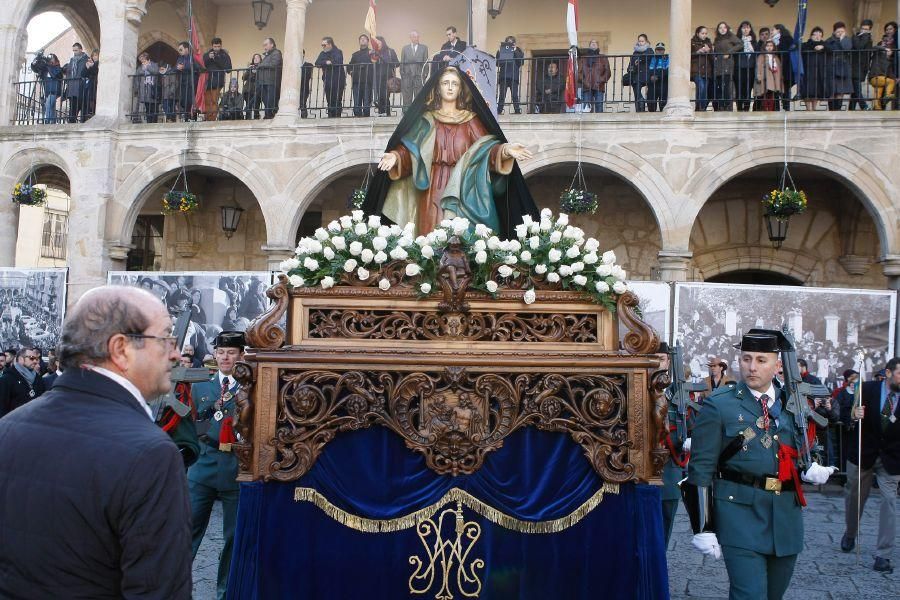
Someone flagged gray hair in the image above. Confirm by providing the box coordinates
[58,286,159,370]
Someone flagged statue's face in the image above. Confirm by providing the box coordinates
[439,71,461,103]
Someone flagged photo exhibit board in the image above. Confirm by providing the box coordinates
[0,268,68,355]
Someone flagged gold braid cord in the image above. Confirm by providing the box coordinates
[292,483,619,534]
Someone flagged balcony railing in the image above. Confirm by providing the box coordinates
[11,49,899,126]
[14,77,98,125]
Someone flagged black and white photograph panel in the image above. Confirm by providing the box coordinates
[0,268,67,355]
[621,281,672,348]
[107,271,271,363]
[674,282,896,386]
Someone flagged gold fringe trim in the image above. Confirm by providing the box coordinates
[293,483,619,534]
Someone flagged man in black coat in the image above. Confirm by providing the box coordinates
[0,347,45,418]
[0,286,191,598]
[176,41,203,120]
[203,37,233,120]
[841,357,900,573]
[496,36,525,114]
[316,36,345,117]
[347,34,375,117]
[63,42,88,122]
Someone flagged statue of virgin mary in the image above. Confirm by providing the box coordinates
[362,66,538,237]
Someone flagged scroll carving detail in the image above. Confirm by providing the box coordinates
[246,274,289,349]
[617,291,660,354]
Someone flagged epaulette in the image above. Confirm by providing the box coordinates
[708,382,737,399]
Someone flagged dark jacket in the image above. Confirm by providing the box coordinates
[496,45,525,82]
[775,30,795,81]
[824,34,853,93]
[627,46,655,84]
[850,31,874,79]
[63,52,88,97]
[800,38,831,98]
[0,369,192,598]
[736,35,757,69]
[175,55,202,100]
[315,47,345,89]
[713,32,743,76]
[203,48,232,89]
[258,48,283,86]
[846,380,900,474]
[438,38,467,62]
[0,366,46,418]
[31,59,63,97]
[41,371,59,389]
[690,36,714,78]
[868,44,895,79]
[578,50,611,91]
[347,48,375,89]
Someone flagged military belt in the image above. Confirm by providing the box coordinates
[718,469,795,493]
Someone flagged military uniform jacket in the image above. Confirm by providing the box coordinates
[662,386,694,500]
[687,382,804,557]
[187,375,240,492]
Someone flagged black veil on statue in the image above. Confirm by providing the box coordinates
[361,66,539,239]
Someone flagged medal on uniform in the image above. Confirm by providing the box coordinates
[756,416,767,430]
[214,410,224,421]
[738,414,744,422]
[891,414,897,424]
[28,389,35,398]
[760,433,773,449]
[223,392,233,401]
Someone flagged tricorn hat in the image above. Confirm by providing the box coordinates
[733,328,788,353]
[657,341,672,354]
[215,331,246,349]
[842,369,859,380]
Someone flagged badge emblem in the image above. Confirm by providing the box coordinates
[214,410,224,422]
[28,389,35,398]
[760,433,773,449]
[756,416,767,430]
[738,414,744,422]
[223,392,233,401]
[891,414,897,424]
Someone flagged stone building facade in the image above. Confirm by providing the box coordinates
[1,0,899,304]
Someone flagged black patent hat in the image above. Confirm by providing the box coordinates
[733,328,787,353]
[215,330,246,349]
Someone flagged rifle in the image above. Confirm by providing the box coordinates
[780,324,829,469]
[669,341,706,443]
[149,309,210,422]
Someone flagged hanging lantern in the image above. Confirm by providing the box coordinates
[251,0,274,30]
[761,164,807,250]
[488,0,507,18]
[764,213,790,249]
[221,205,244,238]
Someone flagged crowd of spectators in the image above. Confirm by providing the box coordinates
[29,42,99,123]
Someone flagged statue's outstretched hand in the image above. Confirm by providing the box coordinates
[504,143,533,162]
[378,152,397,171]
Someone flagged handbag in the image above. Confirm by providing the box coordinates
[622,71,632,86]
[387,76,402,94]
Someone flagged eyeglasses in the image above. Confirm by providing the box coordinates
[24,355,40,361]
[125,333,178,350]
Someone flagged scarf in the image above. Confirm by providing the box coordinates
[634,43,649,53]
[14,362,37,386]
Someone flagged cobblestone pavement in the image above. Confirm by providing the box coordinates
[192,484,898,599]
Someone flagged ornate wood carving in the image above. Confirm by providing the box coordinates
[232,361,256,474]
[308,309,598,343]
[617,291,660,354]
[267,367,632,481]
[246,274,289,349]
[648,369,672,478]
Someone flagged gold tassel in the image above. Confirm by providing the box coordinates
[293,483,619,534]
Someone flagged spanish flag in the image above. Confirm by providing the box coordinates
[365,0,382,51]
[564,0,578,108]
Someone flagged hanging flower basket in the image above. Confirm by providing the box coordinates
[762,188,807,221]
[559,188,598,214]
[11,182,47,207]
[162,190,199,215]
[347,188,367,210]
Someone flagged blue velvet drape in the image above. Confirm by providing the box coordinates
[228,427,668,599]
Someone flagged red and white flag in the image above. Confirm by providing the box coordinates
[564,0,579,108]
[365,0,382,51]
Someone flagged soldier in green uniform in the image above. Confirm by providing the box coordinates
[682,329,834,600]
[187,331,244,600]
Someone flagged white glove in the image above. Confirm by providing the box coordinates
[801,462,837,485]
[682,437,692,453]
[691,532,722,560]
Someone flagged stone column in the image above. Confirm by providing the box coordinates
[471,0,488,50]
[664,0,693,118]
[0,22,22,126]
[66,191,117,304]
[275,0,312,123]
[262,244,295,272]
[656,251,693,282]
[93,2,145,124]
[0,192,18,267]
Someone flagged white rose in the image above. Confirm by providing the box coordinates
[613,281,628,294]
[327,220,341,233]
[373,251,388,264]
[361,248,374,263]
[357,267,370,280]
[405,263,421,276]
[559,265,572,277]
[595,264,612,277]
[432,229,448,243]
[303,257,319,271]
[339,215,353,229]
[539,219,552,232]
[529,236,540,250]
[452,219,469,235]
[420,282,432,294]
[354,222,368,236]
[279,257,300,272]
[563,226,578,239]
[583,252,598,265]
[595,280,610,293]
[390,224,403,236]
[421,245,435,259]
[507,240,522,252]
[556,213,569,226]
[585,238,600,252]
[549,231,562,244]
[473,239,487,252]
[323,247,335,260]
[524,288,536,304]
[515,224,528,239]
[612,265,627,281]
[573,274,588,286]
[415,235,429,247]
[475,223,492,238]
[351,210,364,222]
[349,241,363,256]
[571,261,585,273]
[548,248,562,263]
[331,236,347,250]
[396,235,412,248]
[547,272,560,283]
[520,250,532,262]
[288,274,305,287]
[372,236,388,251]
[487,236,501,250]
[378,278,391,291]
[314,228,329,241]
[530,222,541,234]
[602,250,617,265]
[504,255,518,265]
[485,280,498,293]
[343,258,358,272]
[498,265,513,277]
[522,215,534,226]
[475,250,488,264]
[565,245,580,259]
[389,246,408,260]
[308,240,323,254]
[320,276,335,289]
[535,264,548,274]
[367,215,382,228]
[540,208,553,219]
[439,219,452,228]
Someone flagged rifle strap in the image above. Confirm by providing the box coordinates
[778,444,807,507]
[717,432,747,468]
[665,428,689,468]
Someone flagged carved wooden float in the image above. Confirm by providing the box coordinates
[233,275,669,485]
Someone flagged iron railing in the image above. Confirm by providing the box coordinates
[13,76,98,125]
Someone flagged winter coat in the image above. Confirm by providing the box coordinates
[203,49,233,90]
[347,48,375,89]
[219,90,244,119]
[315,47,345,88]
[627,46,654,84]
[775,31,795,81]
[799,39,831,99]
[241,65,259,99]
[736,35,757,69]
[850,31,874,79]
[134,61,160,103]
[62,53,88,97]
[753,53,784,96]
[258,48,283,86]
[496,45,524,82]
[578,51,611,91]
[31,59,63,96]
[160,69,179,100]
[713,32,743,76]
[690,37,714,78]
[824,34,853,94]
[867,45,895,79]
